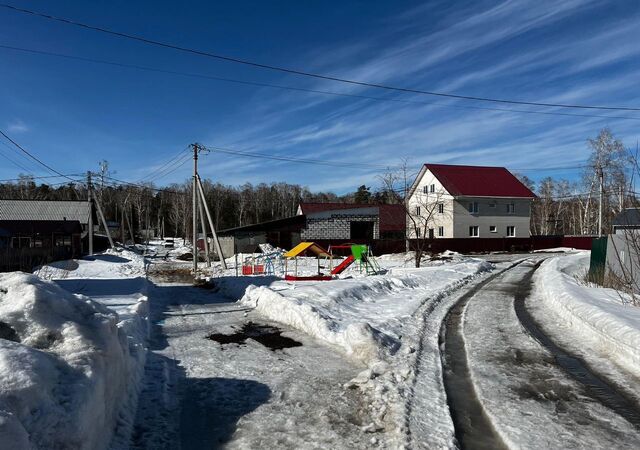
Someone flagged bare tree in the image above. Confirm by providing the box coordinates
[379,161,450,267]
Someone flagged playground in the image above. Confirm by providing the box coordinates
[239,241,382,281]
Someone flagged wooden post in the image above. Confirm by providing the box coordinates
[196,175,227,269]
[87,171,93,255]
[192,143,198,274]
[197,189,211,267]
[92,187,115,250]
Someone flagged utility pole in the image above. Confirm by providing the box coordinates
[197,174,227,270]
[598,165,604,238]
[87,171,93,255]
[192,143,199,274]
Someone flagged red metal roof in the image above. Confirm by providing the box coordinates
[298,203,405,232]
[424,164,535,198]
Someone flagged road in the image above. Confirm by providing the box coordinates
[129,266,380,449]
[423,257,640,449]
[59,251,640,449]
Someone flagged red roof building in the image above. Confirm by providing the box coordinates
[407,163,534,239]
[298,202,405,235]
[411,164,535,198]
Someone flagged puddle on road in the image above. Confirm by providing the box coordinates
[208,322,303,351]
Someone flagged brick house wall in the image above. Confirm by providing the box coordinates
[302,213,380,240]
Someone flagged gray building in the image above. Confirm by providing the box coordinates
[406,164,535,239]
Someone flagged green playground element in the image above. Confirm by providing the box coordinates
[350,244,380,275]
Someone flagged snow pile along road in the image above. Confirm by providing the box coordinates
[233,254,491,441]
[0,272,147,450]
[536,253,640,373]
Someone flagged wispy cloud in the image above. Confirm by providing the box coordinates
[157,1,640,193]
[7,119,29,133]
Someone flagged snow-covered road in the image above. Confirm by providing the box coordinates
[130,270,380,449]
[452,258,640,448]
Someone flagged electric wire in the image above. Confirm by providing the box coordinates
[0,173,85,183]
[204,144,396,170]
[0,129,78,181]
[2,3,639,112]
[0,44,638,122]
[139,145,190,182]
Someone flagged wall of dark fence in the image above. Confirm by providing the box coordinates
[312,235,595,256]
[0,247,75,272]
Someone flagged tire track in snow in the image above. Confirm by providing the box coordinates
[514,261,640,429]
[404,261,521,449]
[438,263,522,450]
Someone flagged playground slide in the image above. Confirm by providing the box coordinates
[331,255,355,275]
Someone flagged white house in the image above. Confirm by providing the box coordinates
[406,164,535,239]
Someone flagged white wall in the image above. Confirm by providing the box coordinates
[406,168,532,238]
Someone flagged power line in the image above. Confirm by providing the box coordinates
[204,144,396,170]
[146,154,192,182]
[511,164,589,172]
[99,175,187,196]
[0,143,35,173]
[0,173,84,183]
[0,129,77,181]
[1,44,639,122]
[139,146,190,182]
[2,3,639,113]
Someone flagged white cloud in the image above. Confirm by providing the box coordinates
[7,119,28,133]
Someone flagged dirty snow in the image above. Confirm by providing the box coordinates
[535,253,640,374]
[464,260,640,448]
[214,252,492,443]
[0,272,147,450]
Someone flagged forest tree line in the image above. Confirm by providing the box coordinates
[0,128,635,239]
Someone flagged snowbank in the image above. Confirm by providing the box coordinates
[536,254,640,373]
[34,249,147,280]
[0,272,147,449]
[237,255,491,366]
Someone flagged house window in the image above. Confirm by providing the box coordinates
[438,203,444,214]
[489,202,496,208]
[416,206,421,216]
[423,185,428,194]
[507,203,516,214]
[469,226,479,237]
[507,226,515,237]
[438,226,444,237]
[430,184,435,193]
[489,225,497,233]
[468,202,478,213]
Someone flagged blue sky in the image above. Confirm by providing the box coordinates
[1,0,639,193]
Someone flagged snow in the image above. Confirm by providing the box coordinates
[532,247,582,253]
[462,260,640,448]
[214,252,492,444]
[0,272,147,450]
[535,253,640,374]
[233,253,490,366]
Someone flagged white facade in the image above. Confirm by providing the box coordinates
[406,168,532,239]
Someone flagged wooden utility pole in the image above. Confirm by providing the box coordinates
[197,175,227,270]
[197,188,211,267]
[192,143,199,274]
[93,187,115,250]
[87,171,93,255]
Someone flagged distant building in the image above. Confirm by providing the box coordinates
[406,164,535,239]
[0,200,91,271]
[218,202,405,255]
[612,208,640,234]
